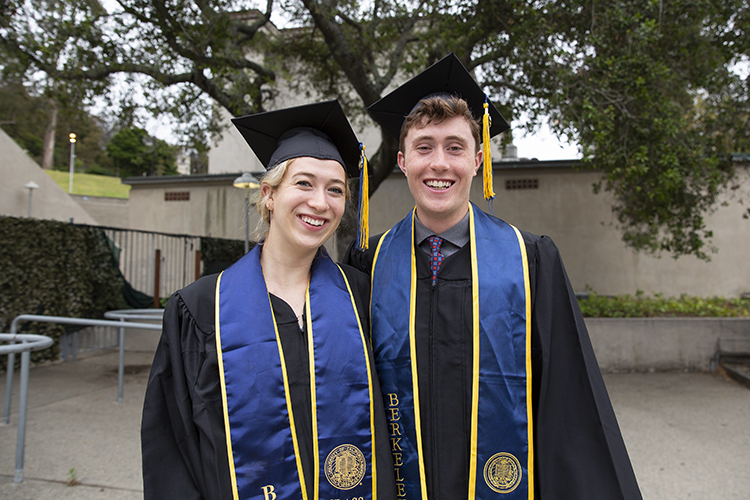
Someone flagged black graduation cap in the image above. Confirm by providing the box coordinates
[231,100,362,178]
[367,53,509,141]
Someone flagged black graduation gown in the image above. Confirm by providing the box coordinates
[141,264,396,500]
[344,229,642,500]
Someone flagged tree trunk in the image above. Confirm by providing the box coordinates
[41,101,57,170]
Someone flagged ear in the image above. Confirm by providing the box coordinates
[262,182,273,199]
[397,151,407,174]
[473,149,483,177]
[262,182,274,210]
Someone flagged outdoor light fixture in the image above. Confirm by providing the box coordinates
[24,181,39,217]
[68,133,76,194]
[233,172,260,190]
[233,172,261,254]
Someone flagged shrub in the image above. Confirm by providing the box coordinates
[578,290,750,318]
[0,217,128,370]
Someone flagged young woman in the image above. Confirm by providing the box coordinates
[141,101,395,500]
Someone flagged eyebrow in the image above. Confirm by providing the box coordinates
[292,171,346,185]
[411,133,469,145]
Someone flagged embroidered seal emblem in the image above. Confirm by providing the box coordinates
[324,444,367,490]
[483,452,522,494]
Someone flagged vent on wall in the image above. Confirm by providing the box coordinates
[165,191,190,201]
[505,179,539,190]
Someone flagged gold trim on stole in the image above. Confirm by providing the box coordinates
[337,265,378,500]
[468,207,481,499]
[407,210,429,500]
[511,224,534,500]
[215,272,239,500]
[306,286,318,500]
[466,207,534,500]
[215,272,311,500]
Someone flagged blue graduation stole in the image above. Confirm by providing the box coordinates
[215,245,377,500]
[370,203,533,500]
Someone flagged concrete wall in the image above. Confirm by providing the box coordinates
[0,128,99,225]
[123,174,260,240]
[71,195,129,228]
[120,314,750,373]
[585,317,750,372]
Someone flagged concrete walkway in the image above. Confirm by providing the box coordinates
[1,350,749,499]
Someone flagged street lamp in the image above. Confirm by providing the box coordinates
[24,181,39,217]
[142,135,156,176]
[233,172,261,254]
[68,133,76,193]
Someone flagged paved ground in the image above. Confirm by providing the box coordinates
[1,350,749,499]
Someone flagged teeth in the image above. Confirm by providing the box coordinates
[426,180,453,189]
[301,215,325,226]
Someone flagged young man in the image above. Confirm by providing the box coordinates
[344,54,642,500]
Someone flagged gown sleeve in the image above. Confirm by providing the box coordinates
[141,275,230,500]
[525,233,642,500]
[341,235,380,277]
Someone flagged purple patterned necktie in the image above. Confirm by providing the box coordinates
[428,236,444,284]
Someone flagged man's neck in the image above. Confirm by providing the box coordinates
[415,205,470,235]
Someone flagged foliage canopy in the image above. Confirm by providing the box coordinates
[106,126,178,177]
[2,0,748,257]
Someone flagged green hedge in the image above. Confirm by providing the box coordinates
[200,236,251,276]
[578,291,750,318]
[0,216,128,370]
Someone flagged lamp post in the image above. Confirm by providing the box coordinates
[68,133,76,193]
[142,135,156,176]
[233,172,260,254]
[24,181,39,217]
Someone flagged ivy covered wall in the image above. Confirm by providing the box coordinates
[0,216,128,369]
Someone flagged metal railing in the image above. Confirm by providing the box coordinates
[60,326,120,361]
[1,333,54,484]
[2,312,164,483]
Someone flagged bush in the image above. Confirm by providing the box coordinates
[200,236,249,276]
[578,290,750,318]
[0,217,128,370]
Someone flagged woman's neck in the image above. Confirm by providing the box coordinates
[260,236,316,323]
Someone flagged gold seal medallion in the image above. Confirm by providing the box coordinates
[324,444,367,490]
[483,452,522,494]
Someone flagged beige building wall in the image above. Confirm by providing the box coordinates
[71,195,129,228]
[122,174,261,241]
[122,160,750,297]
[368,161,750,297]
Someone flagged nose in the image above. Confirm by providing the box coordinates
[307,186,329,211]
[430,148,450,172]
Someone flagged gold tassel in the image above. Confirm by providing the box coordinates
[357,143,369,250]
[482,100,495,201]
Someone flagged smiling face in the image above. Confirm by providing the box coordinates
[398,114,482,234]
[263,157,347,256]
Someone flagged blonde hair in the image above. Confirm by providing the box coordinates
[257,158,294,226]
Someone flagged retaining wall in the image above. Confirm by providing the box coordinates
[123,317,750,373]
[586,317,750,372]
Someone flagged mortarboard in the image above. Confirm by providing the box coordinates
[231,100,362,178]
[231,99,371,249]
[367,53,510,203]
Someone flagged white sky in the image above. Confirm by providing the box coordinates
[510,121,581,160]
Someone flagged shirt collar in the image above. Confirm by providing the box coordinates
[414,209,471,248]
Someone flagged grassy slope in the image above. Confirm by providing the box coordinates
[45,170,130,199]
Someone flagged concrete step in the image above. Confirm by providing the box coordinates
[721,362,750,390]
